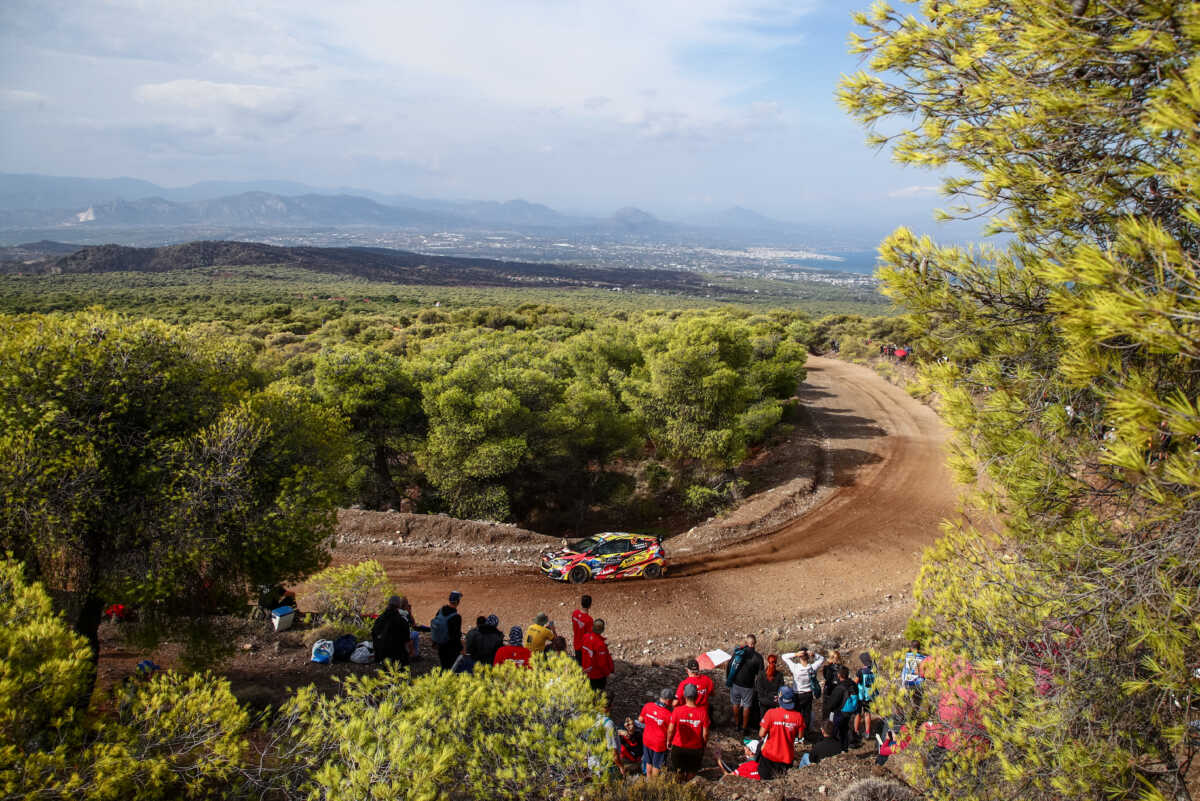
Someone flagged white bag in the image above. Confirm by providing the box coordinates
[350,642,373,664]
[311,639,334,664]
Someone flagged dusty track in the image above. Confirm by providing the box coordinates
[351,357,960,661]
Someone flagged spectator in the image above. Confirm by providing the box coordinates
[755,686,805,778]
[755,653,786,721]
[821,649,843,718]
[466,614,505,667]
[676,658,715,709]
[457,616,489,673]
[728,634,765,735]
[494,626,532,667]
[571,594,594,663]
[637,687,673,777]
[781,646,825,734]
[525,613,555,653]
[431,590,464,670]
[398,598,430,661]
[667,683,709,780]
[580,618,615,692]
[590,697,620,778]
[854,652,877,745]
[371,595,411,666]
[826,665,859,750]
[715,743,761,781]
[802,721,844,765]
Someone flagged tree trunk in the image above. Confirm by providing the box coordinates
[72,590,104,704]
[372,443,396,509]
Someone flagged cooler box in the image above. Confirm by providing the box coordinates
[271,605,296,632]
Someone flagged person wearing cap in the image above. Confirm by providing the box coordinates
[494,626,532,667]
[571,594,593,664]
[432,591,464,669]
[675,658,715,709]
[781,645,825,735]
[637,687,673,777]
[729,634,765,734]
[525,613,555,653]
[372,594,412,666]
[755,686,805,779]
[666,682,709,779]
[579,618,615,691]
[715,742,762,781]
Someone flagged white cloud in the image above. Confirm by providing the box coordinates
[888,184,942,199]
[135,80,302,125]
[0,89,48,111]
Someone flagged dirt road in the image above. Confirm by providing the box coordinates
[360,357,959,662]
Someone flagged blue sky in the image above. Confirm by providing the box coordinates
[0,0,953,230]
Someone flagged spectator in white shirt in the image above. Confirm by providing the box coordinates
[781,646,825,737]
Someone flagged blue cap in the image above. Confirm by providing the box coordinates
[778,686,796,709]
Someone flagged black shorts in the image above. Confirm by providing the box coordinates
[670,746,703,773]
[757,756,790,780]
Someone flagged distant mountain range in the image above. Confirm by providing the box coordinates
[0,239,740,297]
[0,172,824,240]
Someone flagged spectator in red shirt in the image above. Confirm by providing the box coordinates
[756,686,805,779]
[666,683,709,779]
[675,658,715,709]
[493,626,532,668]
[716,743,762,781]
[637,687,673,777]
[571,594,593,664]
[580,618,615,691]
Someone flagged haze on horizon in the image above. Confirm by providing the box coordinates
[0,0,954,231]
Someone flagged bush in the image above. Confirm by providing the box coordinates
[304,560,395,624]
[834,778,917,801]
[594,775,711,800]
[252,653,607,801]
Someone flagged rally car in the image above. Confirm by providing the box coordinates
[540,532,667,583]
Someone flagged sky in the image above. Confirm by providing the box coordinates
[0,0,953,229]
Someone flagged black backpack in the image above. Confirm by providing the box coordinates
[332,634,357,662]
[725,646,746,687]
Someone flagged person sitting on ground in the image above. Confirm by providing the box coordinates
[259,584,297,615]
[676,658,715,709]
[431,591,464,670]
[580,618,615,691]
[458,616,489,673]
[803,721,845,765]
[755,653,786,719]
[371,595,412,666]
[826,665,860,749]
[571,594,594,663]
[756,686,805,779]
[666,683,709,780]
[525,613,555,653]
[494,626,532,667]
[781,646,825,736]
[728,634,765,735]
[466,614,505,668]
[547,621,568,653]
[637,687,673,777]
[715,743,762,781]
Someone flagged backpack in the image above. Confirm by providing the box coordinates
[810,666,822,699]
[726,646,746,687]
[431,610,452,645]
[840,690,860,715]
[858,669,876,702]
[311,639,334,664]
[332,634,357,662]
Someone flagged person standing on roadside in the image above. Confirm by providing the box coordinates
[637,687,673,777]
[371,595,411,666]
[580,618,615,691]
[727,634,764,735]
[675,658,715,710]
[666,683,709,780]
[826,665,860,750]
[755,653,786,721]
[525,613,555,653]
[571,594,594,663]
[782,646,825,735]
[431,590,464,670]
[755,686,805,779]
[821,649,843,716]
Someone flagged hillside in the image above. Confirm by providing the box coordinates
[8,239,734,295]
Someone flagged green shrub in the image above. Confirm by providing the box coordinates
[593,775,711,800]
[304,560,395,624]
[254,654,607,801]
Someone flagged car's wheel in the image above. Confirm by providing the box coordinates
[568,565,591,584]
[643,563,663,579]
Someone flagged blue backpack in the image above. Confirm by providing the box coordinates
[840,691,860,714]
[858,668,876,702]
[725,647,746,687]
[431,610,452,645]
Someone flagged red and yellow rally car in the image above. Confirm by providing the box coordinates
[540,532,667,583]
